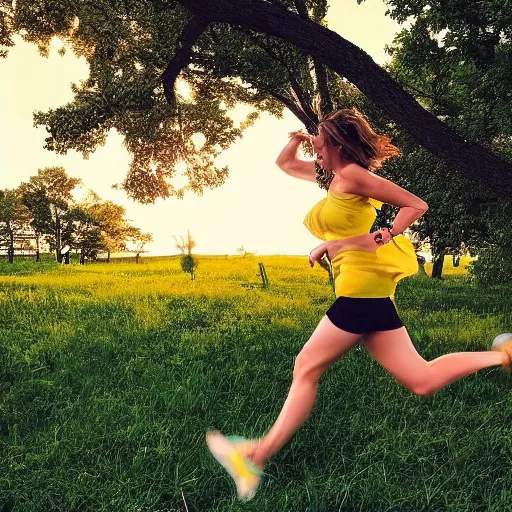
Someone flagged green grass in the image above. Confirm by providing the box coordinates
[0,255,511,511]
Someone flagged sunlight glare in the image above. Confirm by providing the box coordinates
[50,37,64,52]
[176,79,191,99]
[191,133,206,150]
[173,161,189,189]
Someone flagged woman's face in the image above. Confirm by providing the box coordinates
[313,132,337,171]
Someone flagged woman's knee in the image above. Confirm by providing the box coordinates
[403,373,435,397]
[292,350,326,383]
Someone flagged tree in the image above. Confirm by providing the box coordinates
[20,187,52,262]
[0,188,32,263]
[126,228,153,263]
[87,199,137,262]
[173,229,197,279]
[19,167,81,263]
[173,229,196,255]
[2,0,511,203]
[61,205,103,264]
[366,0,512,278]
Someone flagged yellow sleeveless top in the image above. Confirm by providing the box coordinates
[303,189,418,298]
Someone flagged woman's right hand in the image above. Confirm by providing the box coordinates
[288,130,312,144]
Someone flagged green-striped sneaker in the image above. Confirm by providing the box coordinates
[206,430,263,501]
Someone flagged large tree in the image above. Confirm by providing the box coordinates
[2,0,511,204]
[19,166,82,263]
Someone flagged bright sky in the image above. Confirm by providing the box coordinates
[0,0,403,256]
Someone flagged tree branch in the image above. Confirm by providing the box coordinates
[293,0,332,118]
[265,88,318,133]
[161,14,211,105]
[176,0,512,197]
[240,29,319,126]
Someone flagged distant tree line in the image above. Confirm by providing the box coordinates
[0,166,152,264]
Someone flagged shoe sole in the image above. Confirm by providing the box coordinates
[491,333,512,350]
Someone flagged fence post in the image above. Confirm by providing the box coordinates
[258,262,269,288]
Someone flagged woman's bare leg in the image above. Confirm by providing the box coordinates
[363,327,507,397]
[249,316,363,469]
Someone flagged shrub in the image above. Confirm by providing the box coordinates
[180,254,199,278]
[468,247,512,285]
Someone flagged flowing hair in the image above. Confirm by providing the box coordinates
[319,108,400,172]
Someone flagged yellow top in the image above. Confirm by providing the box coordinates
[303,189,418,298]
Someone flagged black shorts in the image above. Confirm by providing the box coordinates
[325,296,403,334]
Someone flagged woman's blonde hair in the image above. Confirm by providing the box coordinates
[319,108,400,172]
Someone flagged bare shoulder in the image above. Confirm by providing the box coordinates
[332,163,370,193]
[338,163,373,183]
[338,163,428,210]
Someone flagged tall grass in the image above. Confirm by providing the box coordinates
[0,255,511,511]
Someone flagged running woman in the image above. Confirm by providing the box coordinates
[206,108,512,501]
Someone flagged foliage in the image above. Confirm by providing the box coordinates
[355,0,512,277]
[16,173,150,263]
[87,201,129,253]
[180,253,198,273]
[131,230,153,253]
[19,166,82,262]
[0,0,347,202]
[19,185,53,257]
[61,205,103,263]
[373,0,512,142]
[0,188,32,262]
[468,248,512,286]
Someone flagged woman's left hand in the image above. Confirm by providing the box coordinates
[309,243,330,271]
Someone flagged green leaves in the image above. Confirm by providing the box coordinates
[4,0,344,201]
[0,188,32,260]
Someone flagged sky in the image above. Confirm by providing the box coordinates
[0,0,405,256]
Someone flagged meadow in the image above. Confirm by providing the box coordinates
[0,254,511,511]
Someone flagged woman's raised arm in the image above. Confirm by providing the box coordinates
[275,132,317,183]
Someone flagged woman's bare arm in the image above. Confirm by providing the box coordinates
[276,133,317,183]
[340,165,429,234]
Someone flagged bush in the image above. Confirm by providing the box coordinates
[180,254,198,275]
[468,247,512,285]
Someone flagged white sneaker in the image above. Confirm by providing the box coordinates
[206,430,263,501]
[491,333,512,371]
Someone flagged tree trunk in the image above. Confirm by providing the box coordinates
[136,253,140,264]
[8,224,14,264]
[35,233,40,262]
[64,252,70,265]
[80,248,85,265]
[431,247,446,280]
[175,0,512,198]
[55,214,62,263]
[107,250,111,263]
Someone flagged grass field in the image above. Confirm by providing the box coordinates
[0,254,511,511]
